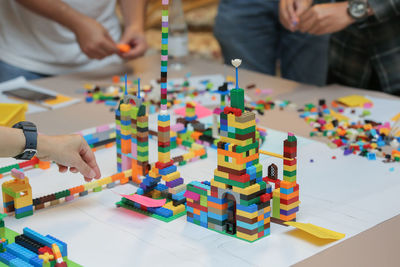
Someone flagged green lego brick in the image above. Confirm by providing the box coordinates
[179,160,186,166]
[200,153,208,159]
[162,33,168,39]
[230,88,244,111]
[158,146,170,153]
[93,186,102,192]
[138,105,146,116]
[235,142,259,153]
[15,210,33,219]
[200,195,208,206]
[240,196,260,206]
[2,187,19,199]
[161,50,168,56]
[235,126,256,135]
[0,164,20,174]
[283,170,297,177]
[283,176,297,183]
[272,196,280,218]
[187,184,208,196]
[214,175,250,189]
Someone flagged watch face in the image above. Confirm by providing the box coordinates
[350,1,368,19]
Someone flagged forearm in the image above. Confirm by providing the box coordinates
[119,0,147,32]
[0,127,25,158]
[15,0,86,32]
[368,0,400,22]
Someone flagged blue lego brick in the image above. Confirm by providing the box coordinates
[15,205,33,215]
[6,243,36,262]
[264,211,271,218]
[200,211,208,222]
[131,138,137,144]
[200,221,208,228]
[46,235,67,257]
[280,206,299,216]
[157,114,170,122]
[202,181,211,186]
[186,115,197,121]
[266,186,272,194]
[115,110,121,116]
[224,142,229,150]
[187,216,194,223]
[86,138,99,145]
[143,176,160,187]
[237,220,258,230]
[155,184,168,191]
[29,256,43,267]
[207,196,227,205]
[161,83,167,88]
[120,134,131,140]
[247,165,256,175]
[207,211,227,221]
[186,206,194,214]
[3,201,14,208]
[228,126,235,133]
[154,207,173,218]
[10,258,33,267]
[161,66,168,72]
[158,165,177,175]
[236,204,258,213]
[83,133,94,141]
[172,191,186,201]
[280,187,294,195]
[120,119,131,126]
[0,251,17,265]
[264,227,271,236]
[220,124,227,131]
[136,188,144,195]
[190,181,210,191]
[193,214,200,221]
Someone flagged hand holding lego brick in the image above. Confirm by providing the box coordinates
[118,26,147,60]
[36,134,101,181]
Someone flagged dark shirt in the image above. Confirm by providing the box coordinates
[327,0,400,95]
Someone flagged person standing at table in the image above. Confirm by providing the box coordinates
[0,0,148,82]
[214,0,330,86]
[280,0,400,95]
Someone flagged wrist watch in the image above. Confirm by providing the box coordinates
[348,0,369,21]
[12,121,38,160]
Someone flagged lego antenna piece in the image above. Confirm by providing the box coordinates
[231,58,242,89]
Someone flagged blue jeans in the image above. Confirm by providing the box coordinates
[214,0,330,86]
[0,61,50,82]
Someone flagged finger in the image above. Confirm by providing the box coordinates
[299,10,317,33]
[58,164,68,173]
[79,140,101,179]
[279,1,294,31]
[295,0,312,17]
[100,38,119,56]
[70,167,79,173]
[286,0,298,25]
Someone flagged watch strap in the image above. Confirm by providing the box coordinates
[12,121,38,160]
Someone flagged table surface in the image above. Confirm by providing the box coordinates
[22,55,400,267]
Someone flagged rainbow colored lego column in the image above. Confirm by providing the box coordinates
[116,102,132,172]
[131,103,149,178]
[272,133,299,222]
[185,102,197,121]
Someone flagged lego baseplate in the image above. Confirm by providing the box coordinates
[0,227,82,267]
[115,200,186,223]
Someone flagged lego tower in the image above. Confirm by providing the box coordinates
[185,60,272,242]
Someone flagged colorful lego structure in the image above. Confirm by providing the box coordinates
[0,214,79,267]
[184,60,300,242]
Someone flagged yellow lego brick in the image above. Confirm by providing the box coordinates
[218,155,246,170]
[162,171,180,182]
[170,131,177,137]
[210,178,228,189]
[236,231,258,242]
[109,132,116,138]
[263,206,271,213]
[283,164,297,172]
[158,151,171,163]
[191,143,203,150]
[168,184,186,195]
[149,168,159,178]
[183,151,195,161]
[227,113,256,129]
[14,196,33,209]
[123,169,132,178]
[121,129,131,135]
[220,136,252,147]
[273,188,280,197]
[232,183,260,195]
[214,169,229,179]
[264,217,271,224]
[280,201,300,211]
[186,198,193,203]
[120,103,131,111]
[84,181,99,190]
[237,209,258,219]
[97,176,112,187]
[158,120,170,127]
[163,202,185,215]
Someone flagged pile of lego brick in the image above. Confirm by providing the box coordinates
[300,100,400,162]
[0,227,68,267]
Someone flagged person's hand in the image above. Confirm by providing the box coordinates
[73,16,119,59]
[280,0,313,31]
[36,134,101,182]
[299,2,355,35]
[118,26,147,60]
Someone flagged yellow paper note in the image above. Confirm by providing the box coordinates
[392,113,400,122]
[337,95,372,107]
[285,221,345,240]
[330,109,349,122]
[44,94,72,105]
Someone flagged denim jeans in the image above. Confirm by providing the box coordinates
[214,0,330,86]
[0,61,49,83]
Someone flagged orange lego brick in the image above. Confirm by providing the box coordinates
[280,180,296,189]
[280,213,296,221]
[38,161,51,170]
[208,201,228,210]
[194,208,201,215]
[69,185,84,195]
[280,190,299,200]
[112,173,125,182]
[117,43,131,53]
